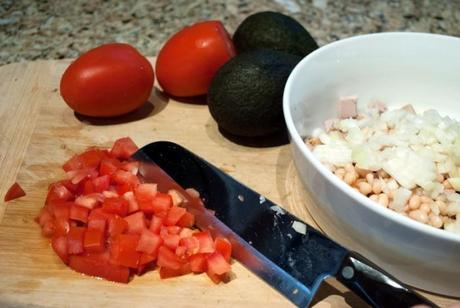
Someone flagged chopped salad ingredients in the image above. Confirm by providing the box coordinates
[306,98,460,235]
[36,137,232,283]
[4,182,26,202]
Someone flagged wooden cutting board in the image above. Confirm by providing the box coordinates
[0,60,454,307]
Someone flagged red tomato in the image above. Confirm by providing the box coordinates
[69,254,130,283]
[136,229,162,255]
[155,21,235,97]
[4,182,26,202]
[60,43,154,117]
[207,252,231,275]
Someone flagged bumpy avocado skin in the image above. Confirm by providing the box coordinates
[207,49,301,138]
[233,11,318,57]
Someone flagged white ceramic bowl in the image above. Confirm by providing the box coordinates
[283,32,460,297]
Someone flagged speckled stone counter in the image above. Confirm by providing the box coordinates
[1,0,459,65]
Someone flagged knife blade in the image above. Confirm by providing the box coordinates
[133,141,437,308]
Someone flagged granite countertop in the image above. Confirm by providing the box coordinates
[1,0,459,65]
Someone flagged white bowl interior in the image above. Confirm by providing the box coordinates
[283,32,460,296]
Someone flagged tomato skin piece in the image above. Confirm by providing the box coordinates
[157,246,183,270]
[164,206,186,226]
[4,182,26,202]
[92,175,110,193]
[110,234,141,268]
[108,215,128,238]
[67,226,86,255]
[102,197,129,217]
[83,228,105,253]
[52,235,69,264]
[189,253,207,273]
[193,230,215,253]
[69,203,89,223]
[124,211,146,234]
[176,211,195,228]
[69,254,130,283]
[207,252,231,275]
[110,137,139,160]
[149,215,163,234]
[156,21,235,97]
[215,237,232,262]
[149,192,173,215]
[60,43,154,117]
[136,229,162,255]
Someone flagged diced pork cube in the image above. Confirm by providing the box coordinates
[338,96,358,119]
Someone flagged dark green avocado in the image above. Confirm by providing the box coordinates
[233,11,318,57]
[207,49,301,138]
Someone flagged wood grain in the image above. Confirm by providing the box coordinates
[0,60,456,307]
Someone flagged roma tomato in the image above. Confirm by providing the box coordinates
[60,43,154,117]
[155,21,235,97]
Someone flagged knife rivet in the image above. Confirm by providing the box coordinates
[341,266,354,279]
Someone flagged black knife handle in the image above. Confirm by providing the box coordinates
[336,252,439,308]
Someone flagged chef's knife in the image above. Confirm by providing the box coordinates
[133,141,437,308]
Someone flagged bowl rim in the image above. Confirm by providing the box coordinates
[283,32,460,243]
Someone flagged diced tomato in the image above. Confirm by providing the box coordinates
[82,179,95,194]
[42,220,56,238]
[164,206,186,226]
[157,246,183,270]
[194,230,215,253]
[92,175,110,192]
[87,208,109,232]
[179,228,194,239]
[168,189,185,206]
[179,236,200,255]
[67,226,86,255]
[46,182,73,204]
[67,168,98,185]
[102,197,128,217]
[75,194,100,209]
[112,170,140,190]
[99,158,121,176]
[150,192,172,215]
[108,215,128,238]
[159,263,191,279]
[134,183,157,212]
[165,226,181,235]
[83,228,105,253]
[123,191,139,213]
[120,161,139,174]
[139,253,156,265]
[175,245,187,258]
[69,254,130,283]
[124,211,146,234]
[69,203,89,223]
[4,182,26,202]
[110,234,141,268]
[177,211,195,228]
[52,235,69,264]
[206,270,223,284]
[60,179,79,193]
[136,229,162,255]
[149,215,163,234]
[189,253,207,273]
[110,137,138,159]
[215,237,232,262]
[207,252,231,275]
[162,233,180,251]
[63,148,108,172]
[37,208,53,227]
